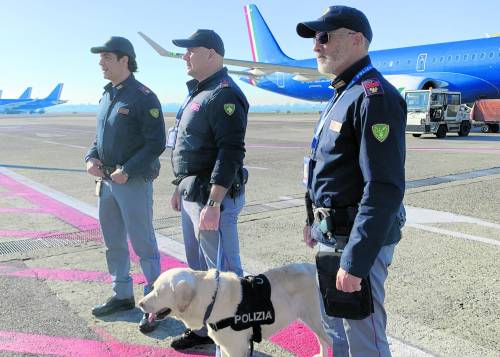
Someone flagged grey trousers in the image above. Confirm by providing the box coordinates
[318,242,396,357]
[98,177,160,299]
[180,193,245,337]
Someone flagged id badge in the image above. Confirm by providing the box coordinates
[166,126,177,148]
[303,156,310,187]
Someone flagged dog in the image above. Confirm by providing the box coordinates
[138,263,330,357]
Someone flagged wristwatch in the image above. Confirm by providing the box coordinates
[207,199,221,207]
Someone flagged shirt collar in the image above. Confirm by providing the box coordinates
[104,74,135,93]
[330,55,372,92]
[186,67,228,94]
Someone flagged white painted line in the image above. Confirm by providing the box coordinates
[408,223,500,246]
[244,166,268,170]
[42,140,87,149]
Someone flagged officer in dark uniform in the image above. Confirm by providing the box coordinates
[297,7,406,357]
[85,36,166,333]
[167,29,249,349]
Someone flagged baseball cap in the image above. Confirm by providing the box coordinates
[90,36,136,59]
[172,29,225,56]
[296,6,372,43]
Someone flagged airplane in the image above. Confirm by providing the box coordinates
[0,86,34,110]
[139,4,500,104]
[0,84,66,114]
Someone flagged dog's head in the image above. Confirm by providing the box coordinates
[138,268,197,319]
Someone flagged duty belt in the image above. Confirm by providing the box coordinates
[313,206,355,250]
[101,165,117,180]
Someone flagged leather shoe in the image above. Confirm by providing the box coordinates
[91,296,135,317]
[171,329,214,350]
[139,313,159,333]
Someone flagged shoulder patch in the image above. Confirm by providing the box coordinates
[138,85,151,95]
[362,78,384,97]
[372,123,390,142]
[149,108,160,119]
[224,103,235,116]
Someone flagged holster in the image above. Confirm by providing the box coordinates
[229,167,248,198]
[315,250,374,320]
[177,175,210,204]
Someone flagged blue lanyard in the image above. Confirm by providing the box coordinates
[311,64,373,150]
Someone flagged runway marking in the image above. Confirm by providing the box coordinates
[407,166,500,189]
[247,144,307,149]
[408,223,500,246]
[0,330,212,357]
[0,167,434,357]
[42,140,87,149]
[408,146,500,152]
[0,230,70,238]
[244,165,268,170]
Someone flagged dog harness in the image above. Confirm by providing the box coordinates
[209,274,275,355]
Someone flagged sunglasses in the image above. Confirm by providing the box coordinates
[314,31,356,45]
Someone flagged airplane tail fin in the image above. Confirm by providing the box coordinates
[0,90,2,98]
[19,87,32,99]
[244,4,292,63]
[45,83,64,100]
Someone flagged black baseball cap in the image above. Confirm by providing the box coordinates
[172,29,225,56]
[90,36,136,59]
[297,6,372,43]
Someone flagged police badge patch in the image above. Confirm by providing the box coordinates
[362,79,384,97]
[149,108,160,119]
[372,123,390,142]
[224,103,235,116]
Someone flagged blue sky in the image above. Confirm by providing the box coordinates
[0,0,499,106]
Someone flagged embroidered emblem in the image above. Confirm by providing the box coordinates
[224,103,235,116]
[362,79,384,97]
[191,102,201,112]
[117,107,129,115]
[329,121,342,133]
[149,108,160,119]
[372,124,390,142]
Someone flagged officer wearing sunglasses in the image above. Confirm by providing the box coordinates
[298,6,406,357]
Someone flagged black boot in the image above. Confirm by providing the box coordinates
[91,296,135,317]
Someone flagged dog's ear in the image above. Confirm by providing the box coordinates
[173,279,195,313]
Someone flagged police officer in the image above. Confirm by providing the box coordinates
[85,36,166,333]
[167,29,249,349]
[297,7,406,356]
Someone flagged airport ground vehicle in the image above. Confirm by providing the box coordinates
[405,89,471,138]
[470,99,500,133]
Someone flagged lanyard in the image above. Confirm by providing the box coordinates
[310,64,373,150]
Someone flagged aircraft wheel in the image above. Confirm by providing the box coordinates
[490,124,499,133]
[458,121,471,136]
[412,134,422,138]
[435,125,447,138]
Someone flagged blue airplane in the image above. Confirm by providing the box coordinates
[0,84,66,114]
[0,87,34,111]
[139,4,500,104]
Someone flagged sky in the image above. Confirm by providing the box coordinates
[1,0,499,106]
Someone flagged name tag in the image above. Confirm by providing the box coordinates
[117,107,129,115]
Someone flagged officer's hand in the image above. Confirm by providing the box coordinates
[171,189,181,212]
[110,170,128,184]
[199,206,220,231]
[303,225,317,248]
[86,158,104,177]
[336,267,362,293]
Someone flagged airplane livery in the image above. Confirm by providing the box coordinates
[140,4,500,104]
[0,84,66,114]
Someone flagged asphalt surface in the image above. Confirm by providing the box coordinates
[0,113,499,357]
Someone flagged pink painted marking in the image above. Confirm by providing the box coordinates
[408,146,500,152]
[0,330,212,357]
[270,320,332,357]
[128,242,187,271]
[0,230,70,238]
[0,173,98,231]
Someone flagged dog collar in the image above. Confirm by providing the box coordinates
[202,269,220,324]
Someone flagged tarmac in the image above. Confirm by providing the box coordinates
[0,113,499,357]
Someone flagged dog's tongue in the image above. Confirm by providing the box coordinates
[148,313,157,323]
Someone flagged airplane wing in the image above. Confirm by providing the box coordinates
[0,99,33,111]
[138,32,332,80]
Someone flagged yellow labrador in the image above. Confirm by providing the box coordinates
[139,263,330,357]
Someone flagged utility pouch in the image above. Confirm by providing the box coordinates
[177,175,210,204]
[95,179,102,197]
[315,250,374,320]
[230,167,248,198]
